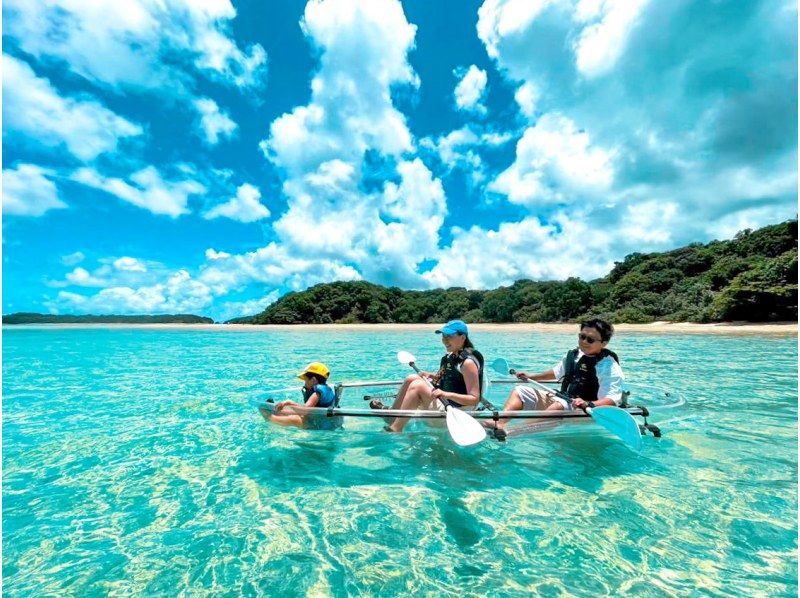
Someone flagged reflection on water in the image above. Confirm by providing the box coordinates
[3,328,797,596]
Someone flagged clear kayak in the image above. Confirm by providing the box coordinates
[254,379,685,441]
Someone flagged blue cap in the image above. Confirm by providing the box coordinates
[435,320,469,335]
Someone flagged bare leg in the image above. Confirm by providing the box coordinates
[259,406,305,428]
[387,379,433,432]
[495,389,524,432]
[391,374,421,408]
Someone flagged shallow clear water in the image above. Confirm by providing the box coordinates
[3,326,797,596]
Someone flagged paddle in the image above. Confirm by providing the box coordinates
[490,358,642,452]
[396,351,486,447]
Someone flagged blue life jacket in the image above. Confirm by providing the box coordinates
[302,384,336,408]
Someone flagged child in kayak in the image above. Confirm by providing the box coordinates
[259,362,341,430]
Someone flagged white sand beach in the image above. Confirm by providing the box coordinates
[7,321,797,336]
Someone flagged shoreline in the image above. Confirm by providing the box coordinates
[3,321,797,336]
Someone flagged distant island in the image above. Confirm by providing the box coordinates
[3,313,214,325]
[228,219,797,325]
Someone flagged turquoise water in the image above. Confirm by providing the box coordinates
[3,326,797,596]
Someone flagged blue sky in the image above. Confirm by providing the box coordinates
[3,0,797,322]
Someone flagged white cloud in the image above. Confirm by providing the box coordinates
[3,163,67,216]
[488,113,615,205]
[197,243,362,296]
[61,252,86,266]
[3,55,143,161]
[477,0,556,59]
[48,269,215,315]
[4,0,267,92]
[263,0,417,178]
[114,257,148,272]
[421,125,514,187]
[258,0,450,287]
[423,213,614,289]
[573,0,650,77]
[72,166,206,217]
[216,291,281,322]
[65,267,108,287]
[193,98,238,145]
[619,200,678,244]
[454,65,488,114]
[203,183,270,223]
[514,82,540,119]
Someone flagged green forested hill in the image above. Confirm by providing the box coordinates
[230,219,797,324]
[3,313,214,324]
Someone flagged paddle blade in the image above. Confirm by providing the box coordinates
[397,350,416,365]
[589,406,642,452]
[445,407,487,446]
[490,358,511,376]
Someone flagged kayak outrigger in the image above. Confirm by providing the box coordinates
[256,352,684,451]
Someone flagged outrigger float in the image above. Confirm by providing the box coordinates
[256,353,685,451]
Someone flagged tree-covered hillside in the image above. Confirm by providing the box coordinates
[230,220,797,324]
[2,313,214,324]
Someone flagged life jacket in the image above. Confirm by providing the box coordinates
[560,348,620,400]
[436,349,484,408]
[302,383,336,408]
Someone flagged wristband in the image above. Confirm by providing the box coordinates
[586,401,596,409]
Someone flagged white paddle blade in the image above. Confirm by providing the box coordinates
[397,350,416,365]
[589,406,642,452]
[490,358,511,376]
[445,407,487,446]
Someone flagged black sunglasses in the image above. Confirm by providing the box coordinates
[578,333,602,344]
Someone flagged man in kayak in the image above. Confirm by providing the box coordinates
[490,318,625,441]
[375,320,484,433]
[259,362,341,430]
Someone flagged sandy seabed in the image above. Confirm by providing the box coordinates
[6,321,797,336]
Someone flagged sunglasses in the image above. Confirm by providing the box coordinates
[578,333,602,344]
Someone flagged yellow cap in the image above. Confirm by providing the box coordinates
[297,362,330,380]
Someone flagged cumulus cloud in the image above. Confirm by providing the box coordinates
[114,257,148,272]
[72,166,206,217]
[263,0,417,177]
[477,0,797,253]
[257,0,450,287]
[203,183,270,223]
[193,98,238,145]
[421,125,514,187]
[3,163,67,216]
[3,55,143,162]
[488,113,615,206]
[454,65,488,114]
[572,0,650,78]
[65,267,109,287]
[61,252,86,266]
[423,213,615,289]
[514,82,540,119]
[4,0,267,92]
[48,270,215,315]
[215,291,281,322]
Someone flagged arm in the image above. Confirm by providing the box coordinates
[431,359,480,407]
[515,368,557,382]
[275,391,320,413]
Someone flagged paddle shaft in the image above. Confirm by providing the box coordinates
[509,368,599,412]
[407,360,451,410]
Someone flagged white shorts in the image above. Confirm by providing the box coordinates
[515,385,571,411]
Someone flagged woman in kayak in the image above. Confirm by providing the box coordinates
[376,320,484,433]
[259,362,340,429]
[489,318,625,441]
